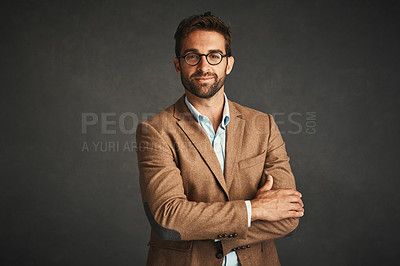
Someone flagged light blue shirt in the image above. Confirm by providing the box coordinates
[185,93,251,266]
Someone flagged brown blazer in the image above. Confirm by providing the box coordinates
[136,95,298,266]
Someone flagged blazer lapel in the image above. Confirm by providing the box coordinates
[173,96,230,199]
[225,100,245,192]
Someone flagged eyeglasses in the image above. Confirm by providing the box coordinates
[178,52,228,66]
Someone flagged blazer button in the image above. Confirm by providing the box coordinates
[223,234,228,238]
[246,244,251,248]
[216,252,223,259]
[233,233,238,238]
[218,235,223,238]
[229,234,233,238]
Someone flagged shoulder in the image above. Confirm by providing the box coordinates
[143,104,175,126]
[229,99,273,125]
[136,104,175,138]
[136,95,185,137]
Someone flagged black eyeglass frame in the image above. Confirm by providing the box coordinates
[177,52,229,66]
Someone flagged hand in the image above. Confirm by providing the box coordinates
[250,175,304,222]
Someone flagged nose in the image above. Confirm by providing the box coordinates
[196,55,211,72]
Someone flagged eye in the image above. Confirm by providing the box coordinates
[209,53,221,59]
[186,53,199,59]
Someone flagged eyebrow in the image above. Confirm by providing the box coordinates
[182,48,224,55]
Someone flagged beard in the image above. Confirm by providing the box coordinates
[181,70,226,99]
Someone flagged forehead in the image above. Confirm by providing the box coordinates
[181,30,226,53]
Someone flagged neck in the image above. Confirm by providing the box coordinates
[185,88,225,132]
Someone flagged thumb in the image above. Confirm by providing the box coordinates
[262,175,273,190]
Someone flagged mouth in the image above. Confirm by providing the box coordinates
[193,76,215,82]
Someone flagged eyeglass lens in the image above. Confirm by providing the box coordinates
[185,53,222,65]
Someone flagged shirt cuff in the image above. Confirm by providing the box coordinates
[244,200,252,227]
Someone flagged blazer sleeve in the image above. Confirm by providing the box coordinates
[136,121,249,241]
[222,114,299,252]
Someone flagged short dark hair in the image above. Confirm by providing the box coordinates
[174,12,232,57]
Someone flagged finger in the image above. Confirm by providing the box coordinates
[288,197,304,206]
[299,198,304,207]
[287,210,304,218]
[261,175,273,191]
[288,203,304,212]
[281,189,302,198]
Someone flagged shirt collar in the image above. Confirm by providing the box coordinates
[184,93,230,129]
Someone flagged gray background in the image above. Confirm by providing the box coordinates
[2,0,400,265]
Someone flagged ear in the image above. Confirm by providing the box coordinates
[174,57,181,75]
[225,56,234,75]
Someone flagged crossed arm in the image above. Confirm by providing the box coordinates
[137,121,249,241]
[136,115,303,244]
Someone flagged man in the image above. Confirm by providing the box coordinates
[136,12,304,266]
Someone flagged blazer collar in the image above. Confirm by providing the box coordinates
[224,99,245,192]
[173,94,245,197]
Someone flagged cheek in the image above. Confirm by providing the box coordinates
[184,67,200,78]
[180,68,191,78]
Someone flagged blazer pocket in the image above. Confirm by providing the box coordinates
[148,238,193,252]
[238,150,266,169]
